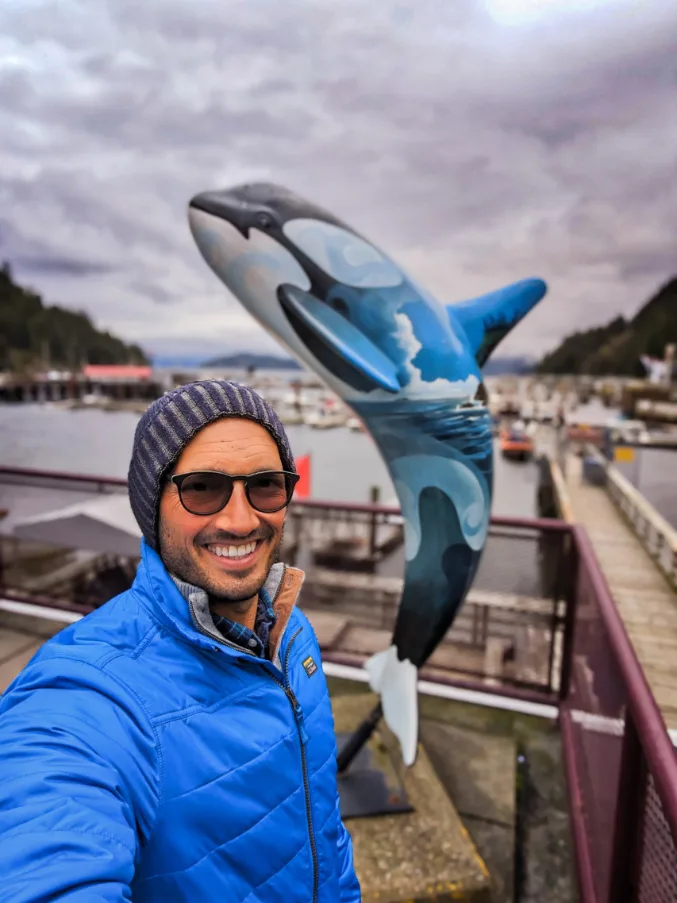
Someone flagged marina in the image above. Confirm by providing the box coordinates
[3,371,677,664]
[2,0,675,891]
[3,371,677,902]
[3,374,677,709]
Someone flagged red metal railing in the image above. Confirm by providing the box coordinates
[4,465,677,897]
[0,465,127,493]
[1,466,574,702]
[560,524,677,903]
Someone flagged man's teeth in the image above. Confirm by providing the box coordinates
[210,542,257,559]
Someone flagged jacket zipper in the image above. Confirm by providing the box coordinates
[270,626,319,903]
[188,590,319,901]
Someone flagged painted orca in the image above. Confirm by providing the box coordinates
[188,182,547,765]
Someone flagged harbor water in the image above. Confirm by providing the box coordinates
[1,403,541,517]
[3,400,677,527]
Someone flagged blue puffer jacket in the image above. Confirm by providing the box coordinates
[0,541,361,902]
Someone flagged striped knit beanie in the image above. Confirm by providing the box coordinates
[128,379,295,551]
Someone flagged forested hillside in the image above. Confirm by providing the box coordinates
[536,277,677,375]
[0,262,148,373]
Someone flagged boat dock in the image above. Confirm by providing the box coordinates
[557,448,677,729]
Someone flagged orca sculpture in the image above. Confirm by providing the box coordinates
[188,182,546,765]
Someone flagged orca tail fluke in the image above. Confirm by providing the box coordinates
[364,645,419,766]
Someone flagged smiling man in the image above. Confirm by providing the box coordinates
[0,379,361,903]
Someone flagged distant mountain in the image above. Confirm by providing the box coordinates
[536,277,677,376]
[201,351,532,376]
[199,351,533,376]
[482,356,536,376]
[150,355,206,369]
[0,261,148,373]
[202,352,303,371]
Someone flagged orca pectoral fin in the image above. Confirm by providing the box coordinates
[447,277,547,368]
[279,284,401,393]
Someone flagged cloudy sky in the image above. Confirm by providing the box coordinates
[1,0,675,363]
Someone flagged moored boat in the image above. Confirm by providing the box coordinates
[500,422,534,461]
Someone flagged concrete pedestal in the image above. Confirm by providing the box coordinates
[333,694,491,902]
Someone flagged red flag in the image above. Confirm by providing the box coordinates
[295,454,311,498]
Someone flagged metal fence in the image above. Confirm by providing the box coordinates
[0,465,128,494]
[1,467,575,700]
[604,461,677,590]
[560,523,677,903]
[260,501,575,699]
[5,466,677,898]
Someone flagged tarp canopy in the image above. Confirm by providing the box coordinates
[12,494,142,557]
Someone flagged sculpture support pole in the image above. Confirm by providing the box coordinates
[336,701,383,773]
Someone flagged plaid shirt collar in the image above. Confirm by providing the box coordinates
[169,575,277,659]
[212,588,277,659]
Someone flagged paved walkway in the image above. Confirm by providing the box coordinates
[0,603,79,693]
[563,454,677,729]
[0,625,43,692]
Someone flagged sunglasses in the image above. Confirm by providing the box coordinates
[170,470,299,516]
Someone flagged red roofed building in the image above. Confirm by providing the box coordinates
[82,365,153,381]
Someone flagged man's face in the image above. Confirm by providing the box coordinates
[158,417,288,605]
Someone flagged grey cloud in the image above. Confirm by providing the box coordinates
[0,218,114,276]
[0,52,312,158]
[618,247,677,283]
[126,279,177,305]
[1,174,178,256]
[0,0,675,356]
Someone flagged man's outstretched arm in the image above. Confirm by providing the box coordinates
[0,658,160,902]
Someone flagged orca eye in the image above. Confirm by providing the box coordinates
[256,212,273,229]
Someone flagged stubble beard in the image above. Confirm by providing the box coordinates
[158,521,284,610]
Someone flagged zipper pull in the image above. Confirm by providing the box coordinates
[287,688,308,745]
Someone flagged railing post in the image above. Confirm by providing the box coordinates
[546,529,569,695]
[558,529,579,703]
[607,713,646,903]
[368,485,379,557]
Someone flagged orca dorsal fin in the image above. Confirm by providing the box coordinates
[447,278,547,368]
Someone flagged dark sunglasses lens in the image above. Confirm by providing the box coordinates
[179,473,233,515]
[247,472,292,512]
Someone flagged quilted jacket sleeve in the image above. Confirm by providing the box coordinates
[0,657,161,902]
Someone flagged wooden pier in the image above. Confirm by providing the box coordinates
[0,366,163,405]
[561,451,677,729]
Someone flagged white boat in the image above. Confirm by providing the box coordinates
[306,400,347,429]
[605,418,651,445]
[276,403,304,425]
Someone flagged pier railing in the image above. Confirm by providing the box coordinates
[560,523,677,903]
[0,465,128,494]
[290,510,574,700]
[604,461,677,588]
[554,444,677,589]
[4,465,677,900]
[1,466,575,701]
